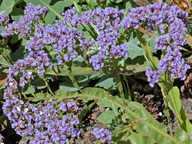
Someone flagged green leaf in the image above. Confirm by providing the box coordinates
[0,55,12,67]
[128,131,156,144]
[45,66,101,76]
[98,109,116,124]
[10,6,24,21]
[143,35,156,52]
[168,86,192,135]
[52,87,182,144]
[54,89,78,100]
[95,76,116,89]
[0,0,15,15]
[11,46,28,62]
[59,82,80,92]
[174,129,192,144]
[23,85,35,95]
[126,40,144,59]
[112,131,130,144]
[44,1,72,25]
[30,93,52,102]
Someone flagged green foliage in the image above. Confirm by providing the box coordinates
[98,109,116,124]
[174,129,192,144]
[168,86,192,135]
[1,0,192,143]
[95,75,116,90]
[43,87,185,144]
[0,0,14,15]
[126,40,144,59]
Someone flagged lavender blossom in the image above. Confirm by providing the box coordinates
[91,128,112,144]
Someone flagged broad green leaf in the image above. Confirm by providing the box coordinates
[52,87,182,144]
[59,82,81,92]
[168,86,192,135]
[23,85,35,95]
[128,131,156,144]
[98,110,116,124]
[174,129,192,144]
[95,76,116,89]
[30,93,52,102]
[112,131,130,144]
[0,0,15,15]
[126,40,144,59]
[10,6,24,21]
[54,89,78,100]
[11,46,28,62]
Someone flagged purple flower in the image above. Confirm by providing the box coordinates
[60,102,67,112]
[91,128,112,144]
[146,67,161,87]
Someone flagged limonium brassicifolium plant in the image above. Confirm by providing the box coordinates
[0,1,192,144]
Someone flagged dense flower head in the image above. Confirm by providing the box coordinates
[0,14,9,25]
[1,2,191,143]
[62,7,128,70]
[1,3,48,38]
[91,128,112,144]
[8,50,52,84]
[3,78,80,143]
[121,2,190,87]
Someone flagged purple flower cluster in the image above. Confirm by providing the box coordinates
[25,20,93,65]
[62,7,128,70]
[91,128,112,143]
[0,14,9,25]
[3,77,80,143]
[1,3,48,38]
[7,50,52,88]
[122,2,190,87]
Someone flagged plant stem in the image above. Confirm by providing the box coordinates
[39,74,55,96]
[114,75,125,100]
